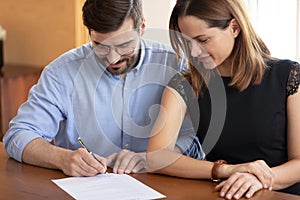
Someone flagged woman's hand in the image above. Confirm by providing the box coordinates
[215,172,263,199]
[107,150,146,174]
[222,160,274,190]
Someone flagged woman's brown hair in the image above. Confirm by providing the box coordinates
[169,0,274,96]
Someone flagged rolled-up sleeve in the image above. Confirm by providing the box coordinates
[3,66,65,162]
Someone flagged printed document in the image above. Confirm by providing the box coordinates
[52,173,166,200]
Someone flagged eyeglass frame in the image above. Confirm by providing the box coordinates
[90,29,141,57]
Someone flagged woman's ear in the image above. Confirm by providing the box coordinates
[229,18,240,38]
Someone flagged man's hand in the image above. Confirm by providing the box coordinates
[107,150,146,174]
[60,148,107,176]
[215,172,263,199]
[22,138,107,177]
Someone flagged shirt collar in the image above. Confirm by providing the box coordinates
[132,39,146,73]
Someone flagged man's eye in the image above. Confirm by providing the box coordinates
[118,41,132,48]
[119,44,129,48]
[95,45,108,50]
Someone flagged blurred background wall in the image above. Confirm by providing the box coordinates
[0,0,174,68]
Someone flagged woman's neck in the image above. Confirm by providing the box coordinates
[217,60,231,77]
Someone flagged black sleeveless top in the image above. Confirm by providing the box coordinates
[168,59,300,195]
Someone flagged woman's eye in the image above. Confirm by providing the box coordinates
[197,38,208,43]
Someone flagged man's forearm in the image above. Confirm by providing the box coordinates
[22,138,69,170]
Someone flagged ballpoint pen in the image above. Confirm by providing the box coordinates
[77,137,107,172]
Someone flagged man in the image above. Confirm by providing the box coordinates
[3,0,202,177]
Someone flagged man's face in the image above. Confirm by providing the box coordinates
[90,18,143,75]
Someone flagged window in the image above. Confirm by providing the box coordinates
[245,0,300,62]
[169,0,300,62]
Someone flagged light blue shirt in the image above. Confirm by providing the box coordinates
[3,39,196,162]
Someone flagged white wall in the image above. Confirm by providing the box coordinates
[143,0,300,62]
[245,0,300,61]
[142,0,175,45]
[142,0,174,29]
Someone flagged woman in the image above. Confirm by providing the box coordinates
[147,0,300,199]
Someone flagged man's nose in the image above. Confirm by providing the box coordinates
[106,48,121,64]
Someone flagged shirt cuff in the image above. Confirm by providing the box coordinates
[5,130,42,162]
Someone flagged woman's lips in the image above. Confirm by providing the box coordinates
[198,55,211,63]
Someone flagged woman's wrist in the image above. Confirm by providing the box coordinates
[218,163,231,178]
[211,160,227,182]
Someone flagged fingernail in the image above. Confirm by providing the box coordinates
[264,184,268,189]
[220,192,225,197]
[269,186,272,191]
[226,194,232,199]
[246,193,251,198]
[234,194,239,199]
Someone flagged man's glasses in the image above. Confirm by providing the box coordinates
[91,30,140,57]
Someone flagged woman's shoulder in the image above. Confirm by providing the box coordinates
[168,72,186,88]
[267,59,299,72]
[168,72,193,92]
[167,72,195,102]
[266,58,299,78]
[168,72,186,97]
[267,59,300,95]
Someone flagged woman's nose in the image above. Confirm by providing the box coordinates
[190,42,203,58]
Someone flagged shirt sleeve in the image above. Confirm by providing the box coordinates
[3,65,66,162]
[287,61,300,96]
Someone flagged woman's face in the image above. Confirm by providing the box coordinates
[178,16,239,72]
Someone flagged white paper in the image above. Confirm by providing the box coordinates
[52,173,166,200]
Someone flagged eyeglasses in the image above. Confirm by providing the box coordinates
[91,31,140,57]
[93,40,137,56]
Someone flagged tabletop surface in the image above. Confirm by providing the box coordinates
[0,142,300,200]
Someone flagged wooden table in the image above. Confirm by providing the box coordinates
[0,65,42,139]
[0,142,300,200]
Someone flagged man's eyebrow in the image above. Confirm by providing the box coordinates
[92,40,108,47]
[93,39,134,47]
[115,39,134,46]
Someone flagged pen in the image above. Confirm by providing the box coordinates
[77,137,107,172]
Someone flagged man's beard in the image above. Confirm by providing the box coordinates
[107,57,132,75]
[105,51,140,75]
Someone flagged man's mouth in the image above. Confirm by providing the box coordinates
[109,59,126,68]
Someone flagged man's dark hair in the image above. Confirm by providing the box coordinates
[82,0,143,33]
